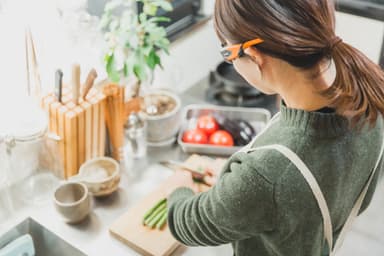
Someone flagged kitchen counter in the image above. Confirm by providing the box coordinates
[0,77,235,256]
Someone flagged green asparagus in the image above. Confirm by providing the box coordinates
[148,208,167,228]
[144,202,167,226]
[142,198,166,224]
[142,198,169,229]
[156,210,168,229]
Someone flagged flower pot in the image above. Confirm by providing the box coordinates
[142,90,182,144]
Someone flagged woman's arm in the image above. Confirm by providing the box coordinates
[167,159,276,246]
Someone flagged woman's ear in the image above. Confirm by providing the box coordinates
[245,47,264,67]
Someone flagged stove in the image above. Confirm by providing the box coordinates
[204,62,278,114]
[182,74,279,115]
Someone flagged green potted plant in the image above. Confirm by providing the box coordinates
[99,0,173,98]
[100,0,182,145]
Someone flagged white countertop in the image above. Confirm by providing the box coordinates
[0,146,231,256]
[0,88,232,256]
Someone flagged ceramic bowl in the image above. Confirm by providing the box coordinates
[53,182,91,224]
[76,157,120,197]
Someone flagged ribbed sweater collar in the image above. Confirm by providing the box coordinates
[279,102,350,138]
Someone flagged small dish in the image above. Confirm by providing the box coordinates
[72,157,120,197]
[54,182,91,224]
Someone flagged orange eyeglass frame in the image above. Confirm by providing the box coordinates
[220,38,264,63]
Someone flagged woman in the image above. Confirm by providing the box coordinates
[167,1,384,255]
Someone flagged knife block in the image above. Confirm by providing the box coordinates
[41,88,106,179]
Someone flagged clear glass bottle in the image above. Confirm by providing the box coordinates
[0,101,61,208]
[124,112,147,159]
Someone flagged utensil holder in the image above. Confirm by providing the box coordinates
[42,87,107,179]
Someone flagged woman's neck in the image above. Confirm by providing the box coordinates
[276,60,336,111]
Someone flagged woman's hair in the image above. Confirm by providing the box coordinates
[214,0,384,126]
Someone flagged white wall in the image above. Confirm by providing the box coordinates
[152,19,222,93]
[335,12,384,64]
[153,6,384,93]
[152,1,221,93]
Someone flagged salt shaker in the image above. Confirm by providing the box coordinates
[124,112,147,159]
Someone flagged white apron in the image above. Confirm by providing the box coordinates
[240,112,384,255]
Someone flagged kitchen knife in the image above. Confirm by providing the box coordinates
[82,68,98,100]
[71,64,81,105]
[55,69,63,103]
[159,160,211,186]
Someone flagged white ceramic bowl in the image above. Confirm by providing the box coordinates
[76,157,120,197]
[54,182,91,224]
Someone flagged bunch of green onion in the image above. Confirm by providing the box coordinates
[142,198,168,229]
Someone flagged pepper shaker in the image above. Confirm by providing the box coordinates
[124,112,147,159]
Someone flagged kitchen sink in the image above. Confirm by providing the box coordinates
[0,218,86,256]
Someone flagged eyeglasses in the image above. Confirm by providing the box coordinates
[220,38,264,63]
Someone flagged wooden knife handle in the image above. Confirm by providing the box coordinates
[71,64,81,105]
[82,68,98,100]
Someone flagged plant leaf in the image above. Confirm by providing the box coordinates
[143,3,158,16]
[105,53,120,82]
[123,62,129,77]
[148,16,171,23]
[133,64,147,82]
[152,0,173,11]
[146,49,161,69]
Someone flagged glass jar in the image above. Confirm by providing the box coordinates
[0,101,61,208]
[124,112,147,159]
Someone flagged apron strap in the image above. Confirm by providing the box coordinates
[245,145,334,252]
[242,111,384,254]
[333,137,384,253]
[241,112,281,152]
[244,139,384,255]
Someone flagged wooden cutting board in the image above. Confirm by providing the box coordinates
[109,173,192,256]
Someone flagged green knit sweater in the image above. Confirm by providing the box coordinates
[168,104,384,256]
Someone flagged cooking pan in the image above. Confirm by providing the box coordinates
[210,61,262,95]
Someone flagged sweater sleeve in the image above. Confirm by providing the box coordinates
[167,159,276,247]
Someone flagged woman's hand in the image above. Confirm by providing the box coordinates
[202,166,221,187]
[165,171,199,198]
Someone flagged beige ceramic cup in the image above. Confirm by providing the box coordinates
[53,182,91,224]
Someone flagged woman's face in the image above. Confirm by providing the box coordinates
[232,55,277,95]
[224,39,277,95]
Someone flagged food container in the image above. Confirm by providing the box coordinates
[0,100,62,206]
[177,104,271,156]
[0,103,48,187]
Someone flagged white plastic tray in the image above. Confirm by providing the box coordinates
[177,104,271,156]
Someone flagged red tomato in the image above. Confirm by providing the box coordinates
[197,115,219,136]
[209,130,234,147]
[182,129,208,144]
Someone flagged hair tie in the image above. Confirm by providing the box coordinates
[329,36,343,51]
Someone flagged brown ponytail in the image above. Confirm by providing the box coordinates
[326,40,384,126]
[214,0,384,126]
